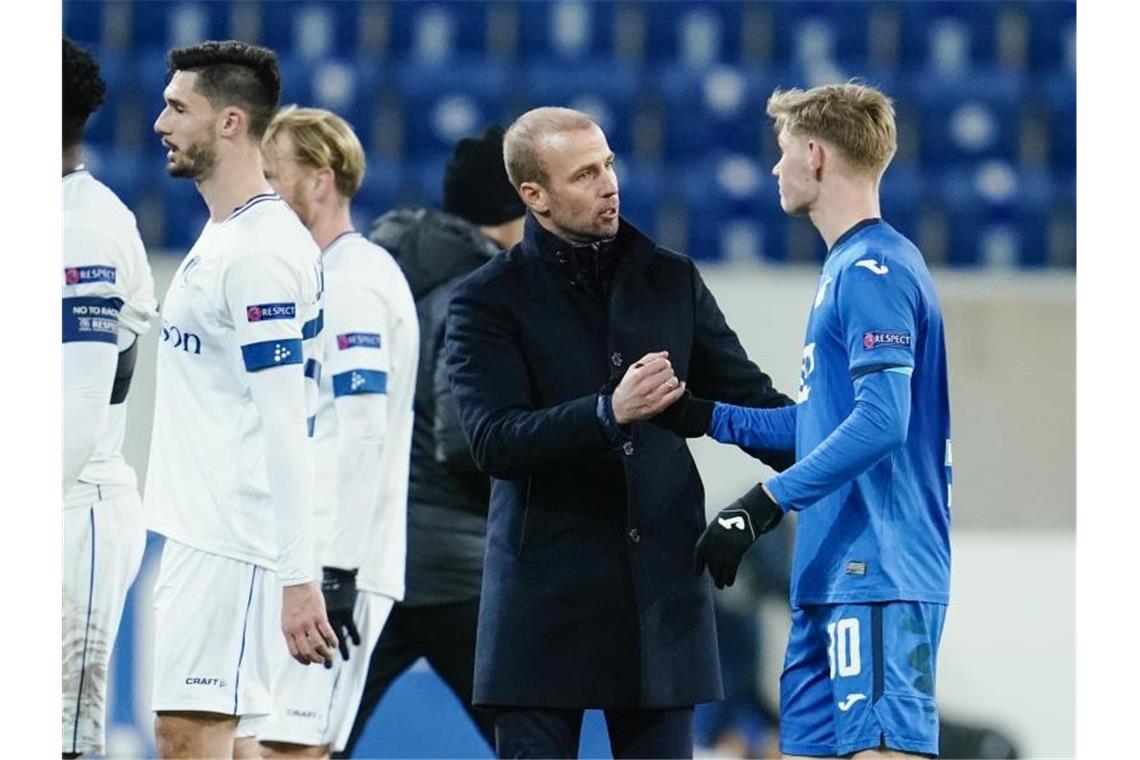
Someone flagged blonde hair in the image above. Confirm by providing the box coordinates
[766,82,897,176]
[503,106,598,188]
[263,105,366,198]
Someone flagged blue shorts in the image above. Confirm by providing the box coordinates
[779,601,946,757]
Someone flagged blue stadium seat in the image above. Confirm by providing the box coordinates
[913,71,1025,168]
[658,64,775,162]
[680,155,786,263]
[768,1,872,68]
[645,0,744,67]
[1043,73,1076,173]
[261,1,360,59]
[307,58,382,146]
[517,0,619,61]
[130,1,230,52]
[879,165,926,246]
[520,62,642,155]
[64,0,105,47]
[160,177,210,252]
[397,60,512,159]
[353,157,406,225]
[1026,0,1076,73]
[900,0,999,74]
[937,161,1051,267]
[614,160,671,241]
[389,1,489,62]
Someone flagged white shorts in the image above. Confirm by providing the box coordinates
[151,539,280,717]
[62,491,146,755]
[258,591,395,751]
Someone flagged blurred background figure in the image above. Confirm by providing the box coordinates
[63,2,1075,757]
[338,125,525,757]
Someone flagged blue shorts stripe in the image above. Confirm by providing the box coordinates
[871,604,884,702]
[241,339,303,372]
[232,566,258,715]
[304,358,322,384]
[332,369,388,397]
[71,507,96,753]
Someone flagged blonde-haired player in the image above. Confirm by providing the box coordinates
[257,106,418,757]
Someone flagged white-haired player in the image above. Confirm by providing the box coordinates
[255,105,418,757]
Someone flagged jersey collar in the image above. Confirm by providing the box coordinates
[828,217,883,258]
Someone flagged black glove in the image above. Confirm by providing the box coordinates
[321,566,361,665]
[693,483,784,589]
[651,389,715,437]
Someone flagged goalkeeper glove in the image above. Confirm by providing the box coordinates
[321,566,362,664]
[693,483,784,588]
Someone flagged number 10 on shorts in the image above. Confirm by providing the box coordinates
[827,618,861,679]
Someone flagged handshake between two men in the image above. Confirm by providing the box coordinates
[610,351,787,590]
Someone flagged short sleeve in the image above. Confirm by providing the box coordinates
[223,252,308,372]
[63,227,129,344]
[322,265,391,397]
[835,255,920,378]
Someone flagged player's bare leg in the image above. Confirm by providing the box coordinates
[233,736,264,759]
[155,711,239,759]
[260,740,330,758]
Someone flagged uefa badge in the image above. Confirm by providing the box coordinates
[247,305,262,321]
[65,268,80,285]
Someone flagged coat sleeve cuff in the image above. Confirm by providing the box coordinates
[596,393,632,444]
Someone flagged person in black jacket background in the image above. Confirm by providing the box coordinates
[339,126,524,756]
[444,107,796,759]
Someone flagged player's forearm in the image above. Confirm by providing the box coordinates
[62,341,118,492]
[709,402,798,452]
[248,366,315,584]
[766,370,911,510]
[324,394,387,570]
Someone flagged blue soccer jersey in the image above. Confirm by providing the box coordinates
[775,219,951,607]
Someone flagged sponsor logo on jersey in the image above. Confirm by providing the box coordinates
[862,330,911,350]
[837,693,867,711]
[161,320,203,354]
[247,302,296,322]
[65,265,117,285]
[337,332,382,350]
[286,709,320,719]
[184,677,226,687]
[854,259,889,275]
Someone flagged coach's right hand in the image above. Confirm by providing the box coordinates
[282,581,339,667]
[612,351,686,425]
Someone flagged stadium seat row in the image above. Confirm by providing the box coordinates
[65,0,1075,74]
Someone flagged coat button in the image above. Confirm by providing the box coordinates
[629,528,640,543]
[622,441,635,456]
[611,351,623,367]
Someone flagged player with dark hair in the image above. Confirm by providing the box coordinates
[144,40,334,759]
[657,83,952,758]
[62,35,158,759]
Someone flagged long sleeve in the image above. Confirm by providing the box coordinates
[224,251,317,585]
[445,280,613,480]
[709,402,798,452]
[765,369,911,511]
[62,340,118,492]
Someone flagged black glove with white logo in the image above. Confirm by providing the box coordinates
[321,566,361,665]
[651,389,715,438]
[693,483,784,589]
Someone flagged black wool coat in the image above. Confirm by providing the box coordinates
[444,214,793,709]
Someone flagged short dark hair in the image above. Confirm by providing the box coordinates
[63,37,106,149]
[167,40,281,140]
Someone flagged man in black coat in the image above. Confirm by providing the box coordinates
[339,126,524,756]
[444,107,794,759]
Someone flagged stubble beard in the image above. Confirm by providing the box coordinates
[168,139,218,182]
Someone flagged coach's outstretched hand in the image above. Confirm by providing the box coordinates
[322,566,362,664]
[651,389,715,437]
[282,581,339,667]
[694,483,785,588]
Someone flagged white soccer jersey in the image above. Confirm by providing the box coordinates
[314,232,418,598]
[63,168,157,510]
[145,194,324,571]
